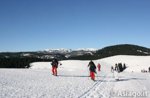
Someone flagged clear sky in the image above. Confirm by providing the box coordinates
[0,0,150,51]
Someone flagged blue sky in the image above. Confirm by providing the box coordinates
[0,0,150,51]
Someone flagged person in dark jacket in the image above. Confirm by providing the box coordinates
[114,63,120,80]
[88,60,96,81]
[51,58,59,76]
[111,66,114,73]
[115,63,120,73]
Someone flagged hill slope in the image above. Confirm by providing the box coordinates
[70,44,150,60]
[1,55,150,98]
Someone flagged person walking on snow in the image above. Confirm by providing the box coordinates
[88,60,97,81]
[111,66,114,73]
[51,58,59,76]
[114,63,120,80]
[97,63,101,71]
[111,66,115,78]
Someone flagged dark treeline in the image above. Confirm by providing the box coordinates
[69,44,150,60]
[0,57,51,68]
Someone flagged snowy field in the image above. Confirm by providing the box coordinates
[1,55,150,98]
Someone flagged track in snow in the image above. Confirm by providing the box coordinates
[78,73,115,98]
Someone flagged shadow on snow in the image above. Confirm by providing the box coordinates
[95,77,146,82]
[57,75,103,78]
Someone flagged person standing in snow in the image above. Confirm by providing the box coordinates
[114,63,120,80]
[111,66,114,73]
[88,60,97,81]
[97,63,101,72]
[115,63,120,72]
[111,66,115,78]
[51,58,59,76]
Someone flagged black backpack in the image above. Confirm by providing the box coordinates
[51,59,58,67]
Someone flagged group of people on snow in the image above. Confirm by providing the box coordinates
[50,58,101,81]
[111,63,127,80]
[50,58,129,81]
[111,63,127,73]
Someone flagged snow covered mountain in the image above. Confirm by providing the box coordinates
[43,48,72,54]
[43,48,97,54]
[39,48,97,58]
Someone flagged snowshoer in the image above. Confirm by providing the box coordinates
[88,60,97,81]
[111,66,114,78]
[51,58,59,76]
[97,63,101,72]
[111,66,114,73]
[114,64,120,81]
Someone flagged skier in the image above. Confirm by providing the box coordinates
[114,63,120,81]
[51,58,59,76]
[97,63,101,72]
[111,66,114,73]
[88,60,97,81]
[111,66,115,78]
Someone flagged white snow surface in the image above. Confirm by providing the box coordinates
[1,55,150,98]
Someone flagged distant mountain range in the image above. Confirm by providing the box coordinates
[0,44,150,68]
[0,44,150,60]
[0,48,97,59]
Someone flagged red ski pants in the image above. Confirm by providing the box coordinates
[52,67,57,76]
[90,72,95,80]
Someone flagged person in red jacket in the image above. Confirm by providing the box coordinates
[97,63,101,72]
[51,58,59,76]
[88,60,97,81]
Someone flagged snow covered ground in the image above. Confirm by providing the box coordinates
[1,55,150,98]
